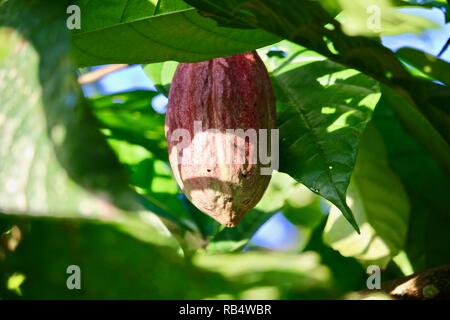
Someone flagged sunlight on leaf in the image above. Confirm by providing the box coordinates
[262,40,381,232]
[7,272,26,296]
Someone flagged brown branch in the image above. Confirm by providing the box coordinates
[78,64,129,85]
[368,264,450,300]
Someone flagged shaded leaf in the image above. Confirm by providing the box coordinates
[154,0,191,14]
[324,124,410,268]
[373,98,450,271]
[72,0,279,66]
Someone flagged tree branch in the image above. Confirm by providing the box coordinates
[380,264,450,299]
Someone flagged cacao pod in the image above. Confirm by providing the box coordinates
[165,51,276,227]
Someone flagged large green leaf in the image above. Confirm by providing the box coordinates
[0,1,175,242]
[144,61,178,97]
[267,41,381,232]
[184,0,450,145]
[154,0,191,14]
[72,0,279,66]
[323,124,410,268]
[373,99,450,271]
[380,84,450,178]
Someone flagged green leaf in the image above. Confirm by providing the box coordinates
[206,208,273,252]
[397,47,450,86]
[255,171,299,213]
[323,124,410,268]
[185,0,450,145]
[268,41,381,232]
[144,61,178,97]
[89,90,168,161]
[373,97,450,271]
[205,239,248,253]
[282,185,324,251]
[0,1,175,242]
[380,84,450,178]
[154,0,191,14]
[72,1,279,66]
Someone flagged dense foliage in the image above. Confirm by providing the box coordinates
[0,0,449,299]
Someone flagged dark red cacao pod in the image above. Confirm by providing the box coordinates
[165,51,276,227]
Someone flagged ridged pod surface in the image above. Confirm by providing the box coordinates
[165,51,276,227]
